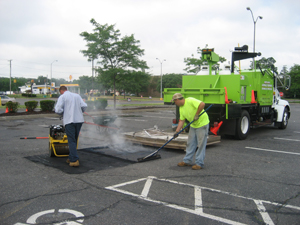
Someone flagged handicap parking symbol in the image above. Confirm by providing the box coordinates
[14,209,84,225]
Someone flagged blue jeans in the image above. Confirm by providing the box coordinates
[183,124,209,167]
[65,123,82,162]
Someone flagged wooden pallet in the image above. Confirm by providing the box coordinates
[123,130,221,150]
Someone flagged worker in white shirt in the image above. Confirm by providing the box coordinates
[55,86,87,167]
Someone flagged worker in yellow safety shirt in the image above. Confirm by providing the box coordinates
[172,93,209,170]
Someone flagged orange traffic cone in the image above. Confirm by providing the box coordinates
[26,108,28,112]
[210,121,223,135]
[251,90,257,103]
[5,107,9,113]
[224,87,230,104]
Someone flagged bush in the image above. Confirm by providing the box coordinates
[85,99,108,111]
[5,102,19,113]
[40,100,55,112]
[51,94,59,98]
[25,101,38,112]
[94,99,108,110]
[85,100,94,111]
[22,93,37,97]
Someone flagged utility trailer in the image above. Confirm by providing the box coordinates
[164,45,291,140]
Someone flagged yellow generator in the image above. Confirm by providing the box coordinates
[49,124,78,157]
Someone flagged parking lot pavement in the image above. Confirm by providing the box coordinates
[1,105,300,224]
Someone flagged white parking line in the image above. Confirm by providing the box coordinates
[106,176,300,224]
[254,200,274,225]
[141,176,154,198]
[245,147,300,156]
[119,118,146,122]
[274,137,300,142]
[144,115,173,119]
[194,186,203,213]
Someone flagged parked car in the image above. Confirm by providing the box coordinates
[130,93,135,96]
[0,95,16,106]
[0,91,6,95]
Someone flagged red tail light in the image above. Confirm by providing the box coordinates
[173,119,177,124]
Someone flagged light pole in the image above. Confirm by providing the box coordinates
[50,60,58,85]
[156,58,166,100]
[246,7,263,70]
[8,59,12,94]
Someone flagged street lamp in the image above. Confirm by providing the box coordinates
[246,7,263,70]
[156,58,166,100]
[50,60,58,84]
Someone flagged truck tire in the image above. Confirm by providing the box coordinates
[235,110,250,140]
[278,107,289,129]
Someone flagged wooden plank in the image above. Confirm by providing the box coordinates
[123,131,220,150]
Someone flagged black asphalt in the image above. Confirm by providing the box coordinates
[0,104,299,224]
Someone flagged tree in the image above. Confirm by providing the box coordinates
[116,71,151,97]
[0,77,32,92]
[288,64,300,98]
[255,57,277,73]
[36,76,48,85]
[80,19,148,108]
[157,73,182,92]
[73,75,93,93]
[184,47,226,74]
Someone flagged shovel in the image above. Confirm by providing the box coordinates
[137,104,213,162]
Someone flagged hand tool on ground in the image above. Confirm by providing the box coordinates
[137,104,213,162]
[84,112,119,132]
[20,137,49,139]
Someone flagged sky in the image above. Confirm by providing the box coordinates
[0,0,299,81]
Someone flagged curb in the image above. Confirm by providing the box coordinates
[0,105,174,121]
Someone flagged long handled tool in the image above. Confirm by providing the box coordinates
[137,104,213,162]
[84,112,119,131]
[20,137,49,139]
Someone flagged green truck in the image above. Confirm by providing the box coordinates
[164,45,291,140]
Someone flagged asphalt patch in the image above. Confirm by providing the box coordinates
[25,147,136,174]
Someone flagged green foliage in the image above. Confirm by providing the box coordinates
[22,93,37,97]
[288,64,300,98]
[157,73,182,92]
[73,75,94,92]
[80,18,148,108]
[40,100,55,112]
[85,99,108,111]
[0,77,28,92]
[116,71,151,95]
[184,47,226,74]
[255,57,277,73]
[25,101,38,112]
[94,98,108,110]
[5,102,19,113]
[50,94,59,98]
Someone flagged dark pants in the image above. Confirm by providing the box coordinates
[65,123,82,162]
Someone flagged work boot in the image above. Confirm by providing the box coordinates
[69,160,79,167]
[66,159,70,164]
[192,164,202,170]
[177,162,191,167]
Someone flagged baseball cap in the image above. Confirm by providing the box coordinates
[172,93,183,101]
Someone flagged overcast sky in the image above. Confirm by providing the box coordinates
[0,0,299,81]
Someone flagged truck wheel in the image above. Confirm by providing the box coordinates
[235,110,250,140]
[278,108,289,129]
